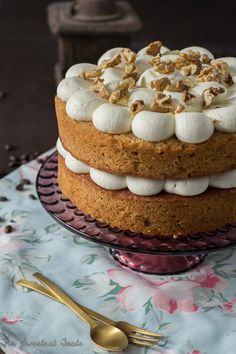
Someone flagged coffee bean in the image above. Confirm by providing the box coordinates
[9,155,17,162]
[21,178,31,185]
[4,143,15,151]
[8,160,18,168]
[20,153,29,161]
[0,196,8,202]
[4,225,13,233]
[29,194,37,200]
[0,91,7,99]
[16,183,24,191]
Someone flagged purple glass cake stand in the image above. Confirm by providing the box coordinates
[36,152,236,275]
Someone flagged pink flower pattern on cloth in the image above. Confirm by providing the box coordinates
[0,149,236,354]
[108,266,225,314]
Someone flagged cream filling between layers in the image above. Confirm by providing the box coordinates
[57,139,236,197]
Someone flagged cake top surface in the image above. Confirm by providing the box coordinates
[57,40,236,144]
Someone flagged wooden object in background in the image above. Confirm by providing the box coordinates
[47,0,142,83]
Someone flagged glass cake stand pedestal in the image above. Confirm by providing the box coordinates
[36,152,236,275]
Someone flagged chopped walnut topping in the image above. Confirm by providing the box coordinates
[150,77,171,91]
[149,54,161,66]
[223,73,234,87]
[120,77,136,88]
[151,93,174,113]
[122,63,139,81]
[181,64,200,76]
[99,53,122,70]
[203,87,225,108]
[146,40,162,56]
[120,48,136,63]
[90,78,110,100]
[130,100,145,113]
[211,59,229,75]
[174,103,185,114]
[124,63,137,75]
[153,60,175,74]
[80,68,101,80]
[175,50,202,70]
[108,79,131,104]
[168,80,190,92]
[197,67,221,83]
[162,50,180,56]
[201,54,211,64]
[210,60,234,87]
[182,90,196,103]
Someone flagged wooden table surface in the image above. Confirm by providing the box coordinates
[1,0,236,353]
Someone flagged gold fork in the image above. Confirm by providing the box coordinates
[17,278,165,347]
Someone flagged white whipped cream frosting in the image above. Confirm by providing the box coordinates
[66,90,105,122]
[58,43,236,144]
[132,111,175,142]
[164,176,209,196]
[90,168,127,190]
[57,139,236,196]
[57,77,90,102]
[93,103,132,134]
[175,112,214,143]
[57,138,90,174]
[65,63,98,78]
[100,67,124,84]
[126,176,164,196]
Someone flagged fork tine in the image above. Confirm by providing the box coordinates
[130,325,163,338]
[130,339,155,347]
[129,334,160,343]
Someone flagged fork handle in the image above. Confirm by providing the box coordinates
[17,278,116,326]
[33,272,98,328]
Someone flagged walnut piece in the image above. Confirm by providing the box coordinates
[197,67,221,83]
[99,53,122,70]
[203,87,225,108]
[130,100,145,113]
[108,79,131,103]
[153,60,175,74]
[200,54,211,64]
[121,48,136,63]
[223,73,234,87]
[146,40,162,56]
[150,77,171,91]
[151,93,174,113]
[174,103,185,114]
[175,50,202,70]
[162,50,180,56]
[90,78,110,100]
[181,63,200,76]
[182,90,196,103]
[80,68,101,80]
[211,59,229,75]
[168,80,190,92]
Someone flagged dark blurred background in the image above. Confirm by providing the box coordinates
[0,0,236,177]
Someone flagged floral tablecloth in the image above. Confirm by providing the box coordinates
[1,149,236,354]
